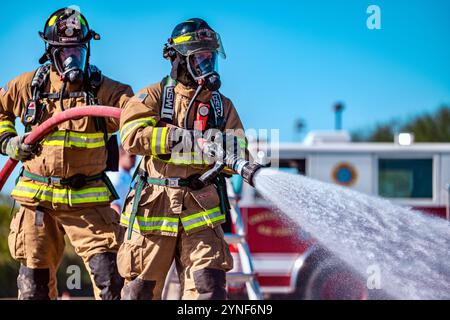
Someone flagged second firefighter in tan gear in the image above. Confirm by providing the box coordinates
[118,18,247,300]
[0,8,133,299]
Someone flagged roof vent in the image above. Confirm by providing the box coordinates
[303,130,351,145]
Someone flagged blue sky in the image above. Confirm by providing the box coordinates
[0,0,449,192]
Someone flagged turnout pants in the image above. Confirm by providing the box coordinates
[117,225,233,300]
[8,205,124,300]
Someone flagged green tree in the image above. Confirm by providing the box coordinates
[352,106,450,142]
[402,107,450,142]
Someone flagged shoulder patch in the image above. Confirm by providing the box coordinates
[0,83,8,96]
[131,93,148,103]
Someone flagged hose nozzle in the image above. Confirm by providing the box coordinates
[199,140,263,187]
[223,154,262,187]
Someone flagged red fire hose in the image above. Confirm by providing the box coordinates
[0,106,122,191]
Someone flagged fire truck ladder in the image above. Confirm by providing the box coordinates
[224,200,264,300]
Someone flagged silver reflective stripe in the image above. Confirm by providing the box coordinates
[14,185,55,198]
[44,136,105,147]
[12,184,110,204]
[120,117,156,143]
[182,209,224,231]
[155,127,164,153]
[45,136,104,144]
[14,185,109,199]
[121,214,179,233]
[121,215,178,229]
[69,191,110,199]
[45,136,64,141]
[151,127,168,155]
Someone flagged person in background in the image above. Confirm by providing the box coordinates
[107,145,137,214]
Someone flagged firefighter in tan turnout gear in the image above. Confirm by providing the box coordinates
[0,8,133,299]
[118,18,248,300]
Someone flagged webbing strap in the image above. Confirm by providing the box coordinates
[160,77,176,122]
[159,76,225,129]
[146,176,190,187]
[22,170,104,186]
[102,172,120,200]
[210,92,224,129]
[41,91,87,100]
[127,177,146,240]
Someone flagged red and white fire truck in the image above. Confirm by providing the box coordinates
[227,131,450,300]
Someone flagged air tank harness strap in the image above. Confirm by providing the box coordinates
[214,173,231,222]
[126,172,146,241]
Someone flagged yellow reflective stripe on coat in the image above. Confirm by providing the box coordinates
[11,181,111,204]
[235,136,247,158]
[181,206,224,231]
[120,117,157,143]
[152,151,211,165]
[0,120,17,135]
[120,212,179,233]
[42,131,106,149]
[150,127,169,155]
[236,137,247,149]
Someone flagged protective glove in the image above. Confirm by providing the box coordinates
[168,127,200,153]
[208,132,243,160]
[223,133,241,157]
[4,133,37,161]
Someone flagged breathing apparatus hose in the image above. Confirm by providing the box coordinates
[0,106,122,191]
[183,80,205,129]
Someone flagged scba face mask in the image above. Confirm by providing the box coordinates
[168,25,225,91]
[186,51,221,91]
[52,45,88,83]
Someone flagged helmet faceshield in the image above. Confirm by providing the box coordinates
[52,45,87,82]
[187,51,218,80]
[170,29,226,58]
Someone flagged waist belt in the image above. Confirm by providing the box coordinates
[125,169,205,240]
[22,170,105,190]
[138,169,190,188]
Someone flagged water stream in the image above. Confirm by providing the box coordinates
[254,168,450,299]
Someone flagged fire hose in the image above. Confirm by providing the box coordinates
[0,106,262,191]
[0,106,121,191]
